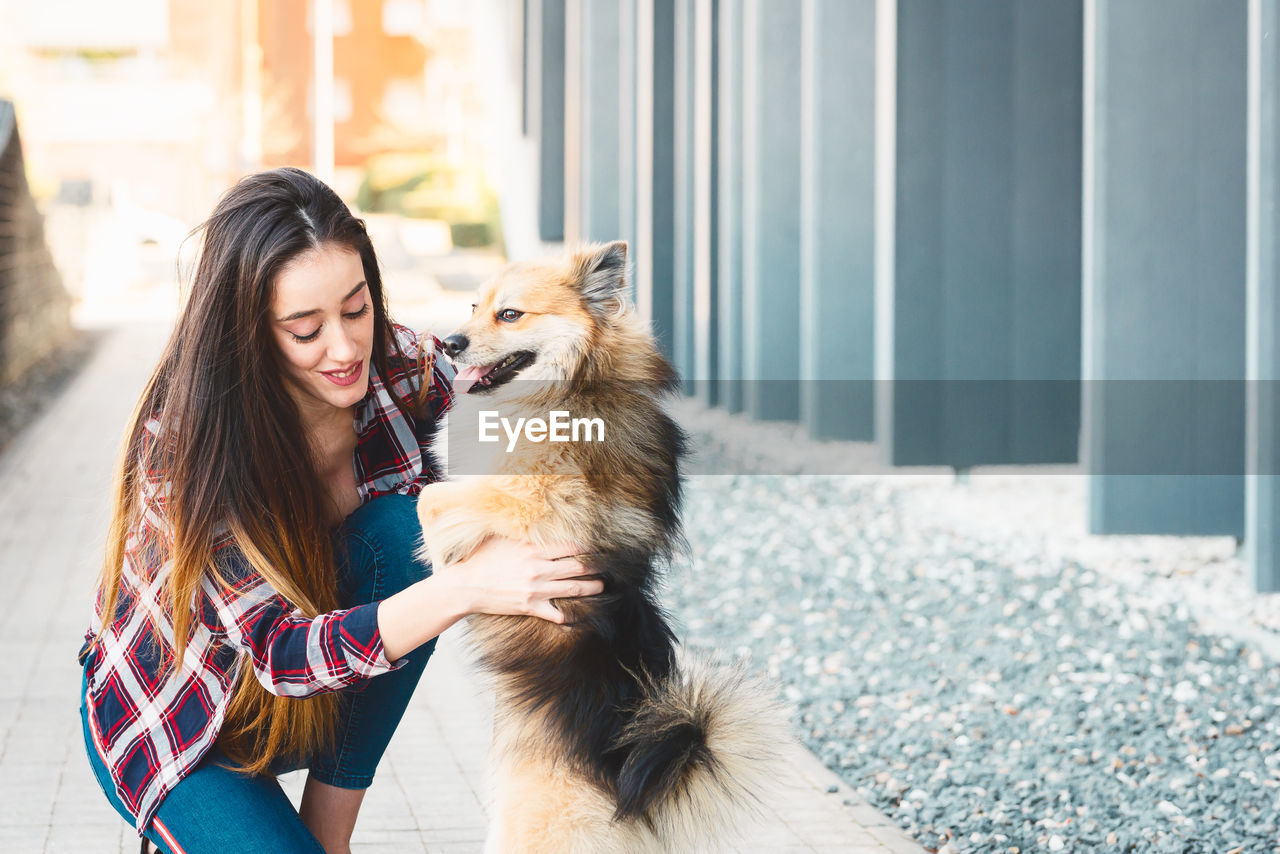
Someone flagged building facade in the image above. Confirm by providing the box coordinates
[511,0,1280,593]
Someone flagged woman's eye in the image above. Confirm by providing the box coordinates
[291,328,321,343]
[343,303,370,319]
[498,309,523,322]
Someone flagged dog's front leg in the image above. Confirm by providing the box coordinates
[416,480,503,570]
[416,476,561,570]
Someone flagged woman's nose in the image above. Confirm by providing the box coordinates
[327,324,359,363]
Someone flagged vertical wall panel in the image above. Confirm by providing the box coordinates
[1248,0,1280,589]
[635,0,678,360]
[522,0,531,136]
[878,0,1082,468]
[530,0,565,242]
[1007,1,1083,462]
[716,0,744,412]
[563,0,583,241]
[799,0,876,440]
[618,0,637,258]
[692,0,720,405]
[1083,0,1246,535]
[578,2,624,241]
[672,0,698,386]
[741,0,802,421]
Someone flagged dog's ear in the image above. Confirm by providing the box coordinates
[575,241,629,316]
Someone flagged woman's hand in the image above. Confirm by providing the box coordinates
[445,537,602,624]
[377,538,602,662]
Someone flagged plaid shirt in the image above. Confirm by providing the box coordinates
[79,325,454,835]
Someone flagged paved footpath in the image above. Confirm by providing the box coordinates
[0,323,924,853]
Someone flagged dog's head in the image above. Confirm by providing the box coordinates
[443,241,630,396]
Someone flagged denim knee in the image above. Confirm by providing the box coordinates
[337,494,431,600]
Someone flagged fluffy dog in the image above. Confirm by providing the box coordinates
[415,241,784,852]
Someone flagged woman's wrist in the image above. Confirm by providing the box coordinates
[376,573,471,662]
[423,568,476,622]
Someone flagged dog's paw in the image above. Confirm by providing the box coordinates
[416,498,442,528]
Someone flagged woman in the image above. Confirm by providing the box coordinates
[78,167,602,853]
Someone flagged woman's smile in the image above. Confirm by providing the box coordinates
[321,360,364,386]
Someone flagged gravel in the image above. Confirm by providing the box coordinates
[662,402,1280,854]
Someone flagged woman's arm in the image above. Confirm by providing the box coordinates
[204,578,403,696]
[203,535,600,693]
[376,536,601,662]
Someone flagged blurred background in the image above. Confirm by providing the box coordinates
[0,0,513,336]
[5,3,1280,851]
[2,0,1275,592]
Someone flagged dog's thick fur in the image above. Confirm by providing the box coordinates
[415,242,784,852]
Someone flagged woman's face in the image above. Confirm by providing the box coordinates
[270,243,376,420]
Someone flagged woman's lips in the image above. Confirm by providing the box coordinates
[321,360,364,387]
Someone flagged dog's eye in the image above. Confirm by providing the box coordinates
[470,304,477,314]
[498,309,523,322]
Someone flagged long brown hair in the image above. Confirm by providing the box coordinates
[94,168,413,773]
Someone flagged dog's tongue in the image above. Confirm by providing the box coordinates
[452,364,492,394]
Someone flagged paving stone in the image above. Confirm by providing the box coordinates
[44,824,127,853]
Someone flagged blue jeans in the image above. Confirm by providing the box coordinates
[80,494,436,852]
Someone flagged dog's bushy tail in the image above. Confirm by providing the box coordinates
[611,658,788,846]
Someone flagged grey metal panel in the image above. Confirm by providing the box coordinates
[673,0,697,387]
[799,0,876,440]
[716,0,744,412]
[522,0,530,136]
[692,0,721,406]
[1248,0,1280,590]
[633,0,678,362]
[883,0,1082,468]
[632,0,651,310]
[741,0,802,421]
[564,0,583,242]
[1009,0,1084,462]
[653,0,678,362]
[884,0,944,462]
[618,0,637,259]
[534,0,566,242]
[579,2,624,241]
[1083,0,1247,535]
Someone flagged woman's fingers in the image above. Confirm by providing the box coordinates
[548,578,605,599]
[528,600,566,623]
[544,559,592,580]
[541,542,589,562]
[459,537,604,622]
[526,578,604,624]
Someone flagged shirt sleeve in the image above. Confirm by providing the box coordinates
[198,549,405,697]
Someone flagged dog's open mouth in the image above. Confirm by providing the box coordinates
[452,351,536,394]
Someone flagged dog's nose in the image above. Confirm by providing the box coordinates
[443,333,469,357]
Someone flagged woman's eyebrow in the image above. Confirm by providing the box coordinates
[276,281,368,323]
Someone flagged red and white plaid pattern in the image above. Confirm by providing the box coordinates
[80,325,454,835]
